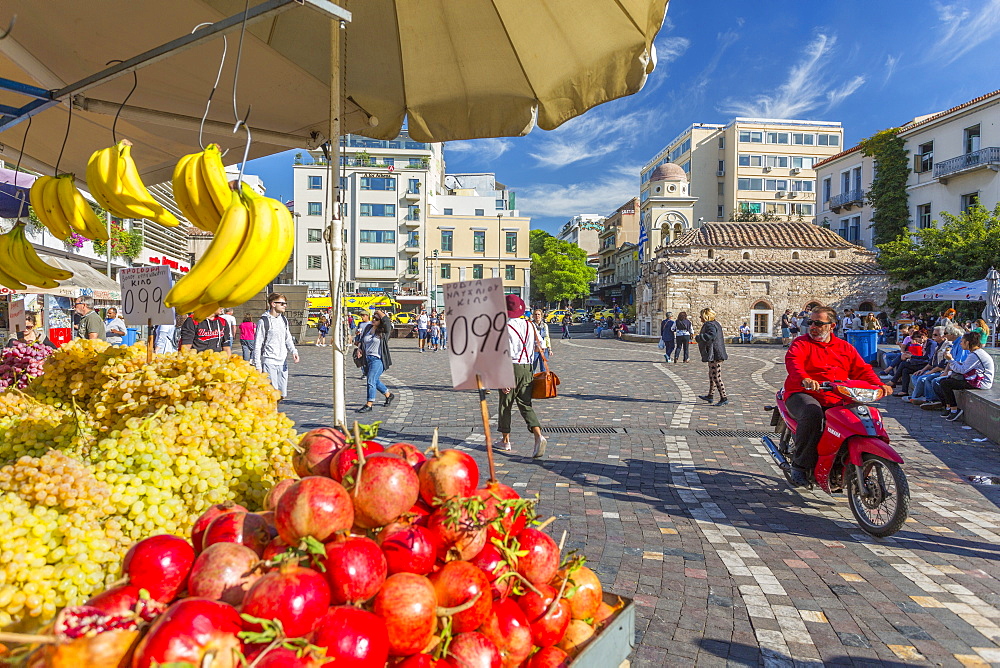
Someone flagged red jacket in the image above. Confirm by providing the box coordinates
[783,334,883,407]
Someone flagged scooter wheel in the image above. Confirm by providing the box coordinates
[847,455,910,537]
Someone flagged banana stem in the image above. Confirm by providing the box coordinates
[0,631,60,645]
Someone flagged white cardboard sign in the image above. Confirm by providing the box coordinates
[8,297,25,332]
[118,266,175,326]
[443,277,516,390]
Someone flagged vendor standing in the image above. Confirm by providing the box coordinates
[74,296,106,341]
[104,307,127,345]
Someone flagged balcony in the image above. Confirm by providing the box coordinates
[830,189,864,212]
[404,240,421,253]
[933,147,1000,182]
[402,188,421,201]
[403,213,420,227]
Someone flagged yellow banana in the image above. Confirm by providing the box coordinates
[86,147,122,215]
[201,194,276,304]
[164,196,250,308]
[57,174,109,241]
[179,152,221,232]
[1,227,58,288]
[29,176,69,240]
[199,144,233,217]
[115,141,180,227]
[47,175,85,235]
[172,153,205,230]
[12,224,72,281]
[0,234,27,290]
[192,302,221,321]
[221,197,295,307]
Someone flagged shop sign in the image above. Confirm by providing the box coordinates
[118,266,176,326]
[8,298,25,331]
[443,277,515,391]
[147,255,190,273]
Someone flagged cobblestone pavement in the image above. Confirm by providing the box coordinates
[278,329,1000,668]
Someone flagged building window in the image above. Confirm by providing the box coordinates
[307,202,323,216]
[360,176,396,191]
[360,257,396,270]
[766,132,789,144]
[472,264,483,279]
[792,203,813,216]
[852,167,862,193]
[717,182,725,196]
[752,310,771,335]
[917,141,934,173]
[505,264,516,281]
[790,180,813,192]
[718,159,725,174]
[505,231,517,253]
[408,158,424,168]
[473,230,486,253]
[717,205,724,219]
[764,179,788,191]
[838,218,850,239]
[737,178,763,191]
[829,251,837,258]
[742,251,751,260]
[765,202,787,215]
[965,124,981,154]
[307,175,322,190]
[496,199,505,210]
[961,192,980,213]
[307,228,323,242]
[407,257,419,273]
[792,251,800,260]
[440,263,451,279]
[443,208,453,215]
[792,133,814,146]
[791,156,814,169]
[765,155,789,168]
[739,202,762,214]
[407,204,419,220]
[408,178,420,193]
[475,208,485,216]
[406,232,420,248]
[718,136,725,149]
[307,255,322,270]
[360,203,395,217]
[441,230,454,251]
[849,216,861,242]
[822,177,831,204]
[707,249,714,259]
[817,133,840,146]
[739,130,763,143]
[359,229,396,243]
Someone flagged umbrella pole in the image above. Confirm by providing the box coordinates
[329,19,347,425]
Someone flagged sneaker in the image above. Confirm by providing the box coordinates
[946,409,964,422]
[920,401,942,411]
[501,440,512,452]
[910,398,926,405]
[384,393,395,408]
[789,466,809,488]
[355,404,373,413]
[697,394,714,403]
[940,410,953,418]
[533,436,547,459]
[900,395,911,401]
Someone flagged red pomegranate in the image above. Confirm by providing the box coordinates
[515,583,571,647]
[121,534,195,603]
[430,561,491,633]
[263,479,296,511]
[469,543,514,600]
[30,605,145,668]
[261,536,294,563]
[84,584,142,615]
[593,598,625,627]
[475,482,528,540]
[309,606,389,666]
[374,573,438,656]
[202,511,272,557]
[240,564,331,638]
[557,618,596,654]
[385,442,427,468]
[379,524,438,575]
[273,477,354,544]
[247,645,330,667]
[516,528,560,585]
[525,646,570,667]
[187,542,262,606]
[131,598,243,668]
[330,440,384,482]
[191,502,248,553]
[347,453,421,528]
[553,564,603,620]
[293,427,347,478]
[320,534,387,604]
[479,598,533,667]
[418,449,479,505]
[426,501,487,561]
[447,632,501,668]
[395,655,450,668]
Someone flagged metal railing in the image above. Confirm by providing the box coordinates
[933,147,1000,179]
[830,189,864,209]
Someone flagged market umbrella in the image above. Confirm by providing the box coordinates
[900,279,986,302]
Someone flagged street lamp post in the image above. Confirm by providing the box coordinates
[497,212,503,283]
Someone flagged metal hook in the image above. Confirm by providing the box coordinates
[234,105,252,186]
[0,15,16,41]
[191,21,228,150]
[105,59,138,145]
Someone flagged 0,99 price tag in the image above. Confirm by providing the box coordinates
[443,277,515,390]
[118,266,175,326]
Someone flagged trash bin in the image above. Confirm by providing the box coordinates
[845,329,878,363]
[124,327,139,346]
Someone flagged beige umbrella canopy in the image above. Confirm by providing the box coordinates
[0,0,667,181]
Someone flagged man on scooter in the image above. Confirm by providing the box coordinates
[784,306,892,487]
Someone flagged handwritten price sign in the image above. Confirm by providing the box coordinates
[8,297,25,332]
[119,266,175,326]
[443,277,515,390]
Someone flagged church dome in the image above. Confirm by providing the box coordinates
[651,162,687,181]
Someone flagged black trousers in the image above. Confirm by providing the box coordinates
[786,392,825,471]
[935,376,970,407]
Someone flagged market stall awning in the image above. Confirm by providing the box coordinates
[0,0,667,185]
[901,279,986,302]
[0,256,121,300]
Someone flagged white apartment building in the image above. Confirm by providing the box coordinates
[556,214,605,255]
[814,89,1000,249]
[639,118,843,232]
[291,131,444,297]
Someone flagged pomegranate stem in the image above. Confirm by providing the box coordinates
[435,591,482,617]
[352,420,364,498]
[535,516,556,531]
[544,569,571,619]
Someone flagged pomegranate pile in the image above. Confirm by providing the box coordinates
[5,426,623,667]
[0,340,297,629]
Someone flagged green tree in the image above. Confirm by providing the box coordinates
[531,235,596,306]
[529,229,553,256]
[859,128,910,245]
[877,203,1000,310]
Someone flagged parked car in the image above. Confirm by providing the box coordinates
[545,309,574,324]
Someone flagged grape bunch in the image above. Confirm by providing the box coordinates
[0,340,299,630]
[0,340,52,389]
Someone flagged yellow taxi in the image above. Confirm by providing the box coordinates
[392,312,416,325]
[545,309,576,324]
[593,309,616,321]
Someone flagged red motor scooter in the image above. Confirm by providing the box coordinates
[763,380,910,537]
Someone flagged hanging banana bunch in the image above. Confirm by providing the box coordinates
[0,222,74,290]
[86,140,180,227]
[164,185,294,318]
[171,143,233,232]
[28,174,110,241]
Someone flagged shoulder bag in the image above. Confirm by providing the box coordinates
[964,350,987,389]
[532,353,560,400]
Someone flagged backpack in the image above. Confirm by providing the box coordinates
[258,313,289,353]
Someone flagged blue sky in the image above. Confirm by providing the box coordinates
[248,0,1000,235]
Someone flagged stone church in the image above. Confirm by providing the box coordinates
[634,163,888,337]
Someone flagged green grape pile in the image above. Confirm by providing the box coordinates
[0,339,298,630]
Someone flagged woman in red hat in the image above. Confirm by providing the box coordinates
[499,294,548,457]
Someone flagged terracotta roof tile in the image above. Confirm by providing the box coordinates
[655,259,883,276]
[813,145,863,169]
[664,222,861,250]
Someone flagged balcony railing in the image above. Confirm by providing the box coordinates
[830,189,864,210]
[405,214,420,222]
[933,146,1000,180]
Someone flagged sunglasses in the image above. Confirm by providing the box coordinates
[806,319,834,327]
[272,301,287,305]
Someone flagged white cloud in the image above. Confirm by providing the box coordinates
[514,173,637,219]
[445,138,513,162]
[654,35,691,67]
[930,0,1000,64]
[527,107,654,169]
[718,32,865,119]
[882,54,899,87]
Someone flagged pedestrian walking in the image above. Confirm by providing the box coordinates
[673,312,692,362]
[498,294,547,457]
[695,308,729,406]
[220,308,238,345]
[416,309,429,352]
[439,312,448,350]
[239,315,256,361]
[74,296,105,341]
[429,321,441,351]
[780,309,792,347]
[316,315,329,346]
[253,293,300,400]
[179,307,231,353]
[104,307,127,345]
[355,310,395,413]
[789,312,801,339]
[561,313,572,339]
[531,311,552,373]
[660,312,676,362]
